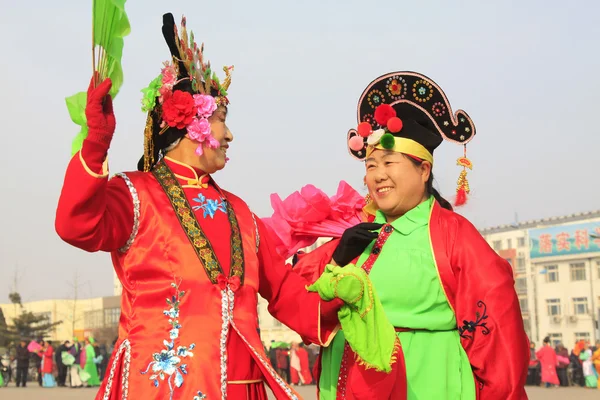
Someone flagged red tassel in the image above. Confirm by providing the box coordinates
[455,187,468,207]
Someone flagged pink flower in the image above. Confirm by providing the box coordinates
[158,85,171,103]
[161,62,177,88]
[187,117,218,156]
[193,94,217,118]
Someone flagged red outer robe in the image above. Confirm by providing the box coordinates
[293,200,529,400]
[290,347,312,385]
[55,140,341,400]
[41,346,54,374]
[536,347,559,385]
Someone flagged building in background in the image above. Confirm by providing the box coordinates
[481,210,600,348]
[0,295,120,343]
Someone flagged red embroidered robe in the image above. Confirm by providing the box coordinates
[293,200,529,400]
[55,140,339,399]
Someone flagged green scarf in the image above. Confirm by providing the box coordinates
[308,264,398,372]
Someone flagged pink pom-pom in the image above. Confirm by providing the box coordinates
[349,136,365,151]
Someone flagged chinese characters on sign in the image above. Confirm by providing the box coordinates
[529,224,600,259]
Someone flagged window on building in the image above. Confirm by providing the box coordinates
[517,237,526,247]
[570,263,587,281]
[493,240,502,251]
[573,297,588,315]
[507,238,513,249]
[546,265,559,283]
[515,278,527,294]
[104,307,121,326]
[548,333,563,347]
[546,299,561,316]
[517,257,526,269]
[597,261,600,279]
[519,298,529,313]
[575,332,591,343]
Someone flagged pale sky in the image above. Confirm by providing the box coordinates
[1,0,598,303]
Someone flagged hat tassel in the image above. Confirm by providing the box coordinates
[455,145,472,207]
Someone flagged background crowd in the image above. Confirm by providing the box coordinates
[528,336,600,389]
[0,336,113,389]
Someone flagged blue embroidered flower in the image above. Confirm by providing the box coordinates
[163,307,179,319]
[191,193,227,218]
[418,86,427,95]
[194,391,207,400]
[141,281,198,400]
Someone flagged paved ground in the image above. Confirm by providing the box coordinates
[1,383,599,399]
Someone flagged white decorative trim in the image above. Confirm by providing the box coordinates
[101,339,131,400]
[251,213,260,253]
[113,173,140,252]
[220,289,230,399]
[230,322,298,399]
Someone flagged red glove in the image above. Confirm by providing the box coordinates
[85,76,116,148]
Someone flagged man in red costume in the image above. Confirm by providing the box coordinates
[55,13,341,400]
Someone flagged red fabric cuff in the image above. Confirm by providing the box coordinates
[81,139,109,175]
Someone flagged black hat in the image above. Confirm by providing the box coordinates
[347,71,476,206]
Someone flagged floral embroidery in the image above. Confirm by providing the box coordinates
[141,281,197,399]
[193,391,207,400]
[458,300,490,340]
[192,193,227,218]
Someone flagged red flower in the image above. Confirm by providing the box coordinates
[162,90,196,129]
[216,274,241,292]
[374,104,396,126]
[217,274,228,290]
[228,276,241,292]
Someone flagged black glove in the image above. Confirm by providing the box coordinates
[332,222,383,266]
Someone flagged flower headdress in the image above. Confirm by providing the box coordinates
[347,71,476,206]
[138,13,234,172]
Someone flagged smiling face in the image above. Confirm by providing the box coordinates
[199,106,232,173]
[365,150,431,222]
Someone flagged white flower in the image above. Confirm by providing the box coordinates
[367,129,386,146]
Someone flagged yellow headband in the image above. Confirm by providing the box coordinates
[366,137,434,164]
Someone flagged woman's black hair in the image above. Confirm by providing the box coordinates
[404,155,453,211]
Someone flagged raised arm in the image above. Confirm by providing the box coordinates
[55,78,133,253]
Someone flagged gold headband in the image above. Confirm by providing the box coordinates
[366,137,434,164]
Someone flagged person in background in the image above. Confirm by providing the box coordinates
[15,340,29,387]
[527,341,540,386]
[68,338,83,388]
[32,339,44,386]
[98,342,109,381]
[580,341,598,388]
[81,337,100,387]
[55,340,70,387]
[591,341,600,389]
[555,343,570,387]
[554,343,569,387]
[41,340,56,387]
[289,342,312,386]
[536,337,559,388]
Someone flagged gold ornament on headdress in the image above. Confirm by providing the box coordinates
[143,112,155,172]
[171,16,232,105]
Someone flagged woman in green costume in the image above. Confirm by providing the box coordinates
[81,337,100,387]
[289,72,529,399]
